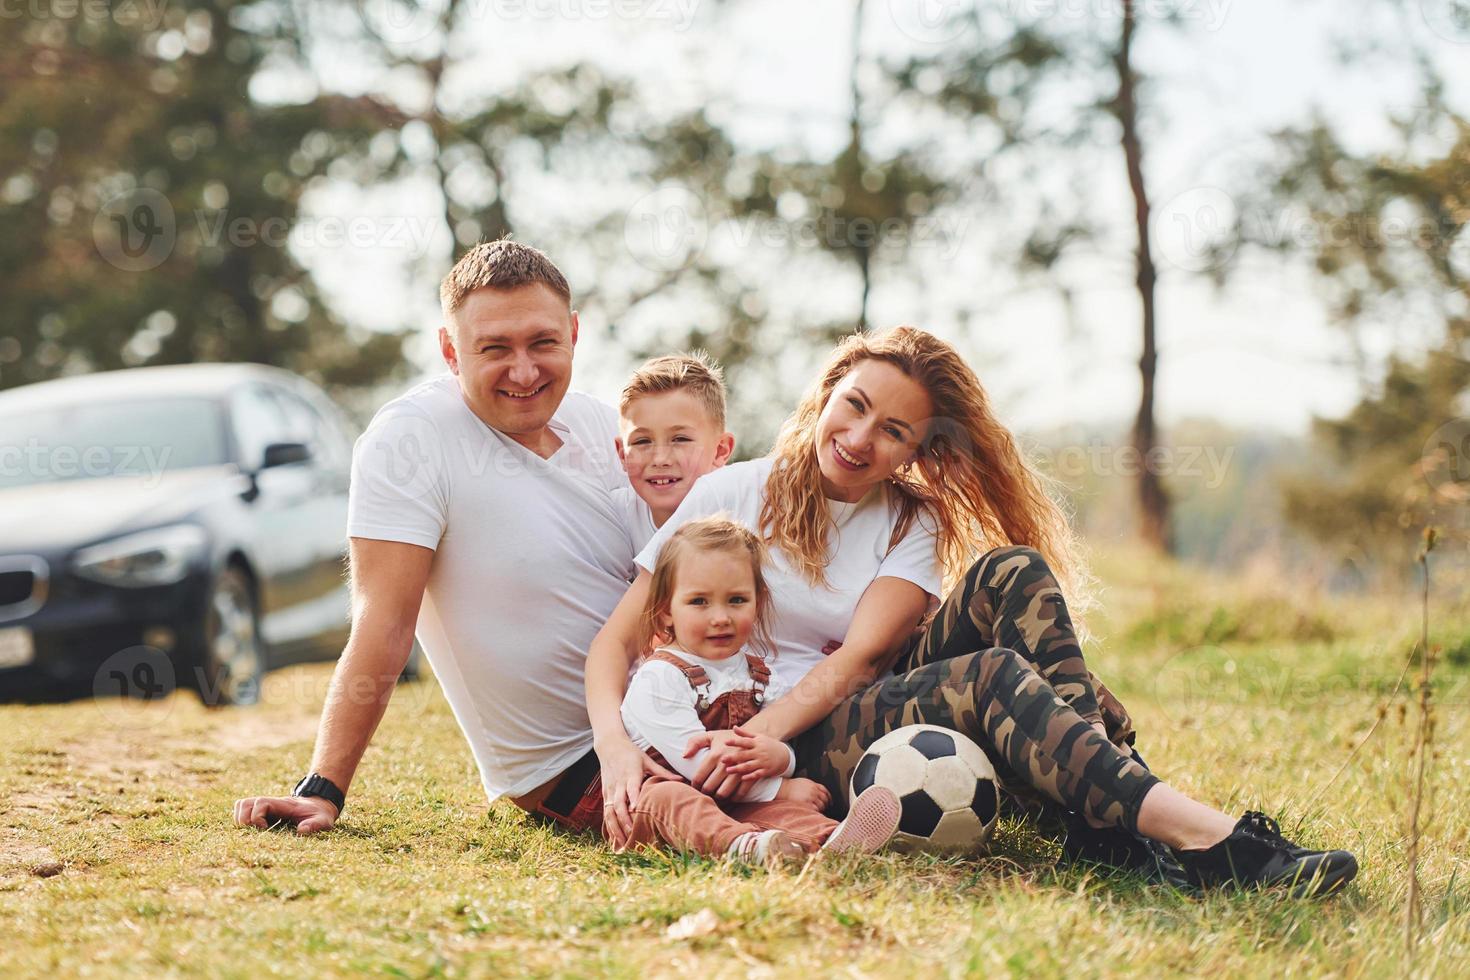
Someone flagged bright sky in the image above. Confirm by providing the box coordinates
[291,0,1470,437]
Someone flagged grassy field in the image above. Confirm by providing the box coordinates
[3,554,1469,978]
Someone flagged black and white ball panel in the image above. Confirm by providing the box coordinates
[850,723,1000,854]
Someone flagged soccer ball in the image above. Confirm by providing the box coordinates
[850,724,1000,854]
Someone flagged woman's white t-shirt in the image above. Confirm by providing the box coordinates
[634,458,943,699]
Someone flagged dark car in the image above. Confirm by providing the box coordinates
[0,364,365,705]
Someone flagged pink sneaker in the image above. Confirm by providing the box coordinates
[822,787,901,855]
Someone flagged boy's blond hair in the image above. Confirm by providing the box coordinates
[619,351,727,428]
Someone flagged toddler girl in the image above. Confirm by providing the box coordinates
[617,515,900,865]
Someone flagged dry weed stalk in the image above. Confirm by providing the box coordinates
[1405,526,1439,959]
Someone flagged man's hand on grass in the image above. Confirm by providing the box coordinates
[232,795,339,836]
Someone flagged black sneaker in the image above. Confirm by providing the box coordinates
[1060,814,1196,893]
[1172,811,1358,898]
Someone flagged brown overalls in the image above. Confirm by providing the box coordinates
[522,648,838,855]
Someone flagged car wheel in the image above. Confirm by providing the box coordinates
[193,566,265,707]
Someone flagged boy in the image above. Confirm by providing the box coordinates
[614,352,735,552]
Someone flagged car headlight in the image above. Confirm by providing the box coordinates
[72,524,209,588]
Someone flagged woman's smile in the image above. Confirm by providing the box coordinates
[831,439,868,470]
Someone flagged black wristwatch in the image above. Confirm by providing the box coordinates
[292,773,346,815]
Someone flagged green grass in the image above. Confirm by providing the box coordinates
[3,554,1469,978]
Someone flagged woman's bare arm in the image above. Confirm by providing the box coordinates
[751,576,929,741]
[585,570,676,845]
[585,570,650,746]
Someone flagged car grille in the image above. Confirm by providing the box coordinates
[0,556,48,622]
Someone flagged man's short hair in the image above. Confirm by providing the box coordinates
[619,351,727,429]
[439,239,571,315]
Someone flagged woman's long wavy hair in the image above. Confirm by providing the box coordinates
[759,326,1093,613]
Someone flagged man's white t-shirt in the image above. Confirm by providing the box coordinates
[611,486,658,556]
[620,646,795,803]
[635,458,943,699]
[347,375,633,802]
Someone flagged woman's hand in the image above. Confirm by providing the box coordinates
[774,777,830,811]
[597,736,675,849]
[683,726,787,798]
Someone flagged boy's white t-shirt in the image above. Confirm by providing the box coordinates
[635,458,943,699]
[611,486,658,555]
[347,375,634,802]
[621,646,795,803]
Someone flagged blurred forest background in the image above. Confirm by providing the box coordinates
[3,0,1467,587]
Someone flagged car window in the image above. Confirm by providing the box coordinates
[272,387,348,472]
[0,397,229,490]
[230,385,292,470]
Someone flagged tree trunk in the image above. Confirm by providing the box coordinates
[849,0,871,330]
[1115,1,1170,553]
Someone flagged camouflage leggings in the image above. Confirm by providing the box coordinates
[790,546,1159,833]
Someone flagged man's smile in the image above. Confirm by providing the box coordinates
[498,383,549,401]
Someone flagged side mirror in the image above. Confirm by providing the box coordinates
[261,441,311,469]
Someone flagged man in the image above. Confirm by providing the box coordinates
[232,240,665,835]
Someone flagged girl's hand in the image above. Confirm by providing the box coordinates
[724,730,792,781]
[683,728,752,798]
[775,777,830,811]
[685,726,789,798]
[597,737,676,849]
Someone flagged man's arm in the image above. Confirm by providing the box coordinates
[232,537,432,835]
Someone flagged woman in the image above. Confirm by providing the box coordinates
[586,327,1357,897]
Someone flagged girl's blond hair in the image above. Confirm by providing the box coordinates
[759,326,1092,611]
[638,515,777,657]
